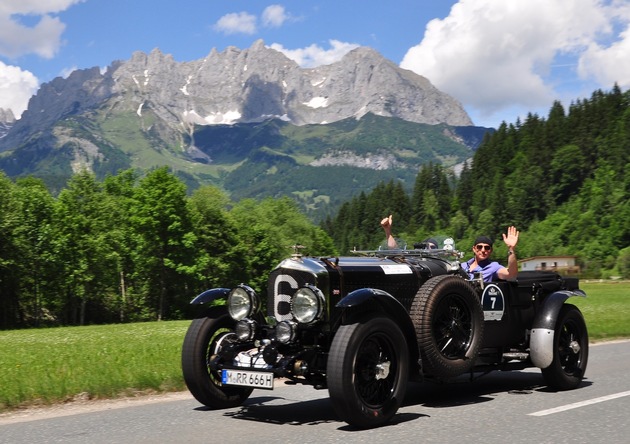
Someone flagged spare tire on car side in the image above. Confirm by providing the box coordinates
[410,275,484,378]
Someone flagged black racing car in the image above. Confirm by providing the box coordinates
[181,236,588,428]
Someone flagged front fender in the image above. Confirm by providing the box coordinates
[530,289,586,368]
[337,288,409,319]
[190,288,230,305]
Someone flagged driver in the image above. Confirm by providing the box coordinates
[380,215,519,282]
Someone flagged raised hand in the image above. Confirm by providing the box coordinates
[502,226,519,249]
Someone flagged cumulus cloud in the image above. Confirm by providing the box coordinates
[400,0,630,126]
[0,0,84,59]
[213,11,258,35]
[270,40,360,68]
[0,61,39,118]
[0,0,84,117]
[578,2,630,88]
[214,5,297,35]
[262,5,290,28]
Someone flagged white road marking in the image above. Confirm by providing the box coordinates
[528,390,630,416]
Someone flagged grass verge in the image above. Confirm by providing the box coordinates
[0,282,628,413]
[0,321,189,412]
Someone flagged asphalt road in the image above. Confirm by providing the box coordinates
[2,340,629,444]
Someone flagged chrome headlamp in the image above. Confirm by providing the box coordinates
[275,320,297,344]
[291,285,325,324]
[227,285,260,321]
[235,319,257,341]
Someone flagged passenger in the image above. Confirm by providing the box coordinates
[462,230,519,282]
[380,215,519,282]
[381,215,437,249]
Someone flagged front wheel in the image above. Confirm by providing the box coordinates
[541,304,589,390]
[181,308,253,408]
[327,316,409,428]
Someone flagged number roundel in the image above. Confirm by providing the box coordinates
[481,284,505,321]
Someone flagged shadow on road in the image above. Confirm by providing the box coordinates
[193,370,593,428]
[224,396,338,425]
[404,370,592,408]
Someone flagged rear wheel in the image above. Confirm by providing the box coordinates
[327,316,409,428]
[410,275,484,378]
[181,308,253,408]
[542,304,588,390]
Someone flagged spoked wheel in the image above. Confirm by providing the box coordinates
[542,304,589,390]
[327,316,409,428]
[181,307,253,408]
[410,275,484,378]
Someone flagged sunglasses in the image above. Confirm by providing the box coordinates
[475,244,492,252]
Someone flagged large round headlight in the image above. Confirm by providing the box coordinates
[228,285,259,321]
[291,286,325,324]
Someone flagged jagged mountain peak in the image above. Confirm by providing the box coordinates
[0,40,473,153]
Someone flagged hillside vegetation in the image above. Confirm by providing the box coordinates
[0,111,484,220]
[325,86,630,278]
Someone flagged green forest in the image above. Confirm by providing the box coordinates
[0,168,336,329]
[325,86,630,276]
[2,86,629,330]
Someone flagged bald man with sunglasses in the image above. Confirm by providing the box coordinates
[461,227,519,282]
[381,215,519,282]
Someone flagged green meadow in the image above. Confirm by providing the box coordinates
[1,282,628,413]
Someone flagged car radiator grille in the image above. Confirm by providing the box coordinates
[267,268,317,322]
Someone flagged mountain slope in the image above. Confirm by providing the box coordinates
[0,41,490,217]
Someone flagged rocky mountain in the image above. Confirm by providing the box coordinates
[1,40,471,150]
[0,108,15,139]
[0,41,489,217]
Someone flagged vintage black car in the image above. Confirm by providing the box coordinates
[181,237,588,428]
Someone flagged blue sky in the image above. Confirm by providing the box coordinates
[1,0,629,128]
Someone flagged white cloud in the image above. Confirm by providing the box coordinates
[270,40,360,68]
[577,1,630,88]
[213,11,258,35]
[0,0,84,59]
[0,15,66,59]
[0,61,39,118]
[0,0,84,14]
[400,0,630,127]
[0,1,84,117]
[262,5,289,28]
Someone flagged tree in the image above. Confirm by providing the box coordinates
[103,169,139,322]
[188,186,248,290]
[547,144,587,208]
[13,177,57,326]
[230,197,336,293]
[53,170,115,325]
[131,167,197,320]
[0,173,21,328]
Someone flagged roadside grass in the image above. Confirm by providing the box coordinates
[0,321,190,412]
[575,281,630,342]
[0,282,628,413]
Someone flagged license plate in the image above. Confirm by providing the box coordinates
[221,369,274,389]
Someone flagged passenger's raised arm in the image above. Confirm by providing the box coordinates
[380,214,398,249]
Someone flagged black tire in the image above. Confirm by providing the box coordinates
[541,304,589,390]
[410,275,484,378]
[181,308,253,409]
[327,316,409,429]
